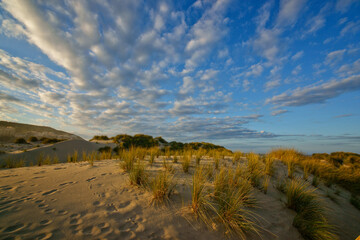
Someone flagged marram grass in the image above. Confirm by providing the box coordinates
[286,178,336,240]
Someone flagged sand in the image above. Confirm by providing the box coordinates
[0,157,360,240]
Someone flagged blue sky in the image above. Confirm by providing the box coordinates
[0,0,359,154]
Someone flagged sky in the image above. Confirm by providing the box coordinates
[0,0,359,154]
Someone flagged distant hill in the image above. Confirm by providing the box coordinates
[0,121,82,143]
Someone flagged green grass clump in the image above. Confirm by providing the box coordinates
[120,149,135,172]
[191,166,215,226]
[213,168,258,238]
[129,160,148,186]
[286,178,336,240]
[150,170,176,204]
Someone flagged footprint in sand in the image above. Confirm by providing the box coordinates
[44,208,55,214]
[3,223,25,233]
[57,210,68,215]
[33,232,53,240]
[40,219,52,225]
[70,213,81,218]
[70,218,83,225]
[98,222,112,234]
[42,189,57,196]
[86,177,96,182]
[81,225,101,236]
[93,201,104,207]
[106,204,117,212]
[38,204,49,209]
[59,181,76,187]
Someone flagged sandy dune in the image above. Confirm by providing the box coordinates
[1,157,359,239]
[0,139,116,165]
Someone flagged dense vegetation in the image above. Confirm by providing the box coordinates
[90,135,110,141]
[94,133,228,152]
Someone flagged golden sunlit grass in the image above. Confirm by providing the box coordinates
[150,170,176,204]
[129,160,148,186]
[286,178,336,240]
[182,152,191,173]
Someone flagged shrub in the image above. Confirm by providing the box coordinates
[150,170,176,204]
[91,135,109,141]
[41,138,62,144]
[129,160,148,186]
[15,138,27,144]
[98,146,111,153]
[28,136,38,142]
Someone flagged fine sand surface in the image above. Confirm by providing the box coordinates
[1,158,360,239]
[0,139,117,165]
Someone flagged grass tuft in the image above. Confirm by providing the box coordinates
[150,170,176,204]
[286,178,336,240]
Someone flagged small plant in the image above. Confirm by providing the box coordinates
[232,151,242,165]
[53,155,59,164]
[312,175,319,187]
[264,155,274,176]
[149,152,155,166]
[15,138,27,144]
[287,161,295,179]
[173,154,178,163]
[182,154,191,173]
[213,168,258,238]
[191,166,215,226]
[129,160,148,186]
[82,151,87,162]
[263,175,270,194]
[2,158,25,168]
[120,149,135,172]
[37,152,45,166]
[150,170,176,204]
[43,155,51,165]
[286,178,336,240]
[214,156,220,170]
[195,151,202,165]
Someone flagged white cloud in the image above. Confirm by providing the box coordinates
[264,79,281,91]
[276,0,307,28]
[179,76,196,95]
[246,63,264,77]
[2,0,91,89]
[266,74,360,107]
[336,0,358,13]
[325,49,346,65]
[291,51,304,61]
[271,109,288,116]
